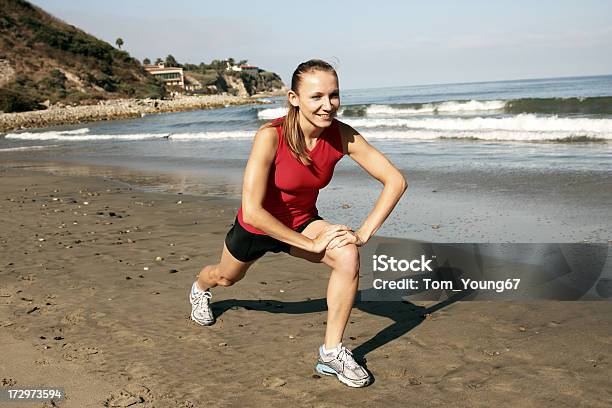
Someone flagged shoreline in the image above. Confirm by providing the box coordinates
[0,94,269,133]
[2,156,609,243]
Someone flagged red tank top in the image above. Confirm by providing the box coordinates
[237,117,345,235]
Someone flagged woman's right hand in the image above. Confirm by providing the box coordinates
[310,224,351,253]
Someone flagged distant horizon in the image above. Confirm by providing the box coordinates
[129,56,612,91]
[342,72,612,93]
[135,58,612,91]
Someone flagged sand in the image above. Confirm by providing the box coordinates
[1,167,611,407]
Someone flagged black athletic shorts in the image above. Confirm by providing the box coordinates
[224,216,323,262]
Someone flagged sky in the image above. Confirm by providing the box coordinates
[29,0,612,90]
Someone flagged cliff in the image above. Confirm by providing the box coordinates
[183,68,285,97]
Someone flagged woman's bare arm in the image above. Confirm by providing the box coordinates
[241,127,348,252]
[333,121,407,247]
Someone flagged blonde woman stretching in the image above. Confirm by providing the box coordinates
[190,59,407,387]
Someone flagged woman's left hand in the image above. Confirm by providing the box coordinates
[327,230,367,250]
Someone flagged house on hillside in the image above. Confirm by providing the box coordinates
[144,63,185,89]
[226,61,242,72]
[239,65,259,74]
[225,62,259,74]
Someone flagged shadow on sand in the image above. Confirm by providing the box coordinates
[212,275,473,364]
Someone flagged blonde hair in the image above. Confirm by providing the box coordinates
[266,59,338,165]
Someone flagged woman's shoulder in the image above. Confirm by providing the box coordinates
[332,118,366,155]
[257,117,284,135]
[333,119,360,140]
[258,115,285,132]
[253,121,281,152]
[255,124,281,139]
[333,118,352,132]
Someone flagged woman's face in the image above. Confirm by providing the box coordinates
[290,70,340,129]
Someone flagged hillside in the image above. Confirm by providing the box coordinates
[0,0,164,113]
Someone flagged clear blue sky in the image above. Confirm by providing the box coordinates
[30,0,612,89]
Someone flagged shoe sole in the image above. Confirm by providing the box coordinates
[190,311,215,326]
[315,363,371,388]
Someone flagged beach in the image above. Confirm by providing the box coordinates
[1,167,611,407]
[1,75,611,407]
[2,0,611,404]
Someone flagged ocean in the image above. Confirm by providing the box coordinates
[2,75,611,242]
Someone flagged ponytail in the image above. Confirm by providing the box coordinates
[282,103,311,165]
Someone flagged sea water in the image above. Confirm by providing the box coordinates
[2,75,611,241]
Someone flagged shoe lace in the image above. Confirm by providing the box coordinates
[193,291,212,317]
[337,346,359,370]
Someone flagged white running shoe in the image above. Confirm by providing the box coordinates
[315,343,371,387]
[189,282,215,326]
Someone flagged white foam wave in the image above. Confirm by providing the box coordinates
[5,132,169,141]
[257,107,287,120]
[57,128,90,135]
[169,131,254,140]
[343,114,612,134]
[168,125,610,142]
[4,130,257,142]
[258,100,506,121]
[362,129,611,142]
[364,100,506,116]
[3,127,91,138]
[0,144,60,152]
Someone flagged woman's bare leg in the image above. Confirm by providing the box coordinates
[197,243,255,290]
[322,245,359,348]
[290,220,360,349]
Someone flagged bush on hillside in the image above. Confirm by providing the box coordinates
[0,87,44,113]
[20,15,115,62]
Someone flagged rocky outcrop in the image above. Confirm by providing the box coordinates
[0,95,268,133]
[222,74,249,97]
[183,68,285,97]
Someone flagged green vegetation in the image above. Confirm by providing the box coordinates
[0,87,44,112]
[20,14,119,60]
[39,69,67,99]
[177,57,247,73]
[0,0,164,112]
[165,54,178,67]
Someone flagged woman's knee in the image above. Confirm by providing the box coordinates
[216,276,238,286]
[200,264,243,287]
[329,244,360,277]
[216,268,246,286]
[215,265,246,287]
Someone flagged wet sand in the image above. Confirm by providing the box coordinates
[1,167,611,407]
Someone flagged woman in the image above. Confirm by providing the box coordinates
[190,59,407,388]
